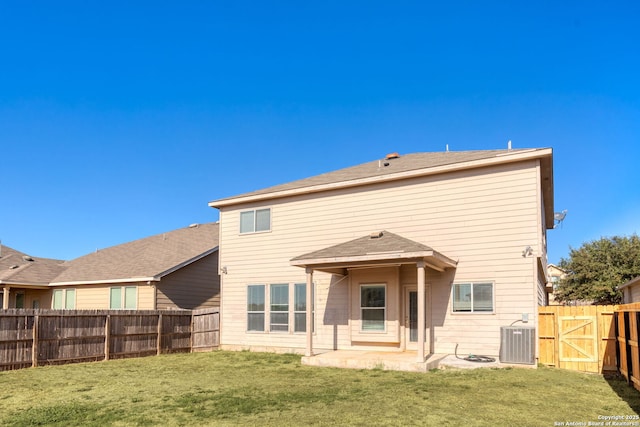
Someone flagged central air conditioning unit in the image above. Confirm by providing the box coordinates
[499,326,535,364]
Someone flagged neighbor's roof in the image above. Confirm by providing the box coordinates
[291,230,457,273]
[209,148,553,208]
[51,223,219,285]
[619,276,640,290]
[0,245,66,286]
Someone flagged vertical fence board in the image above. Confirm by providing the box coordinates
[0,309,218,372]
[538,305,619,374]
[615,304,640,392]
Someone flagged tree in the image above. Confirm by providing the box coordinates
[555,234,640,304]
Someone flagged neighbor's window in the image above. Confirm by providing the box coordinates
[270,284,289,332]
[15,292,25,309]
[52,289,76,309]
[452,282,493,313]
[240,208,271,234]
[361,284,386,331]
[247,285,265,331]
[110,286,137,310]
[294,283,314,333]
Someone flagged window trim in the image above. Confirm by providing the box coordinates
[451,282,495,314]
[52,288,76,309]
[360,283,386,333]
[246,282,315,334]
[239,208,272,234]
[294,282,315,334]
[270,284,289,332]
[247,284,266,332]
[109,286,138,310]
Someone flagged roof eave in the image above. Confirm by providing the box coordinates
[0,280,51,289]
[290,250,457,273]
[210,148,553,208]
[49,277,159,287]
[50,247,219,287]
[155,247,219,279]
[619,276,640,290]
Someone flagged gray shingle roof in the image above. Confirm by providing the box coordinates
[0,246,66,285]
[51,223,219,284]
[212,148,547,205]
[291,230,436,261]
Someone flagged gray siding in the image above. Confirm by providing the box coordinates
[156,252,220,310]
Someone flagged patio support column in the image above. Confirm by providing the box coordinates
[2,286,10,309]
[417,261,426,363]
[305,267,314,357]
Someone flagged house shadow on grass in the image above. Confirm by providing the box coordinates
[604,374,640,415]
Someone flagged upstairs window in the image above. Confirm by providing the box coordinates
[240,208,271,234]
[452,282,494,313]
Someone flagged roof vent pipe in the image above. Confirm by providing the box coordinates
[508,140,512,150]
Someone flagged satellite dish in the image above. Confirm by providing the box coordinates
[554,210,568,228]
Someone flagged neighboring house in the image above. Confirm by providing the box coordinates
[1,223,220,310]
[547,263,567,305]
[209,148,554,365]
[0,246,66,309]
[620,276,640,303]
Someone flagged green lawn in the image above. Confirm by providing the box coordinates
[0,351,638,426]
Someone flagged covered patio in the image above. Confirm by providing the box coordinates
[290,230,457,365]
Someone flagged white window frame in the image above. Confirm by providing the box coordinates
[270,284,289,332]
[451,282,494,313]
[294,282,315,333]
[247,284,266,332]
[360,283,386,332]
[239,208,271,234]
[52,288,76,309]
[247,282,315,334]
[109,286,137,310]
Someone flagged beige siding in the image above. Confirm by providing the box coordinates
[69,283,155,309]
[219,160,544,356]
[26,289,51,309]
[156,253,220,309]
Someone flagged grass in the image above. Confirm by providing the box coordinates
[0,351,638,426]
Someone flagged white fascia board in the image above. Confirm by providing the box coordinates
[155,247,219,279]
[0,280,50,288]
[210,149,553,208]
[49,277,159,287]
[619,276,640,290]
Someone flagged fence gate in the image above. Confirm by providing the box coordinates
[558,315,598,371]
[538,305,618,374]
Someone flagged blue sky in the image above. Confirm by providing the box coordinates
[1,1,638,264]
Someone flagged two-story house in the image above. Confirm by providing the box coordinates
[209,148,554,370]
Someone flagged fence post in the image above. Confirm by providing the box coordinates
[625,312,632,385]
[157,313,162,355]
[104,314,110,361]
[32,312,39,368]
[614,312,620,373]
[190,311,194,353]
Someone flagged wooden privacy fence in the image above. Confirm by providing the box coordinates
[615,303,640,392]
[0,308,219,372]
[538,305,618,374]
